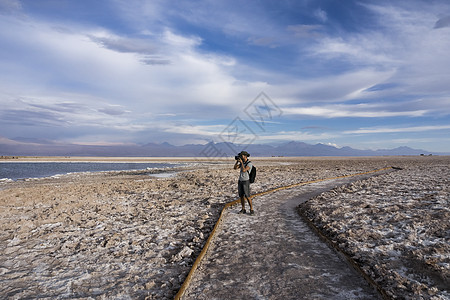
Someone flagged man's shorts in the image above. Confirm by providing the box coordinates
[238,180,251,198]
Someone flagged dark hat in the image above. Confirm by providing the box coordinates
[240,151,250,157]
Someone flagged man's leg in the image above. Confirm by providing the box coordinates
[244,181,254,214]
[246,196,253,211]
[240,196,246,211]
[238,182,246,213]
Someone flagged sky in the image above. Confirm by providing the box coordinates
[1,0,450,153]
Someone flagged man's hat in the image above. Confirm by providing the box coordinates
[240,151,250,157]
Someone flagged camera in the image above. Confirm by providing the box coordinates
[235,154,242,160]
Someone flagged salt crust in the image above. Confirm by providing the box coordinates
[300,158,449,299]
[0,157,448,299]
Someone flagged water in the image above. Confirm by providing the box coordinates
[0,162,182,181]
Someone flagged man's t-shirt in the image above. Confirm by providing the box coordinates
[239,161,253,181]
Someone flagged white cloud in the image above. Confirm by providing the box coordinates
[286,24,324,38]
[0,0,21,13]
[1,0,449,151]
[163,30,202,49]
[283,105,427,118]
[314,8,328,23]
[344,125,450,134]
[326,142,339,148]
[312,34,400,65]
[255,130,336,143]
[311,2,450,98]
[280,96,435,118]
[268,69,397,106]
[159,123,331,146]
[163,124,225,137]
[98,105,130,116]
[0,13,263,122]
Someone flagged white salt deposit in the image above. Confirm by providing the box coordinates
[300,159,449,299]
[1,157,448,299]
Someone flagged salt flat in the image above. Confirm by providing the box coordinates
[300,159,449,299]
[0,156,448,299]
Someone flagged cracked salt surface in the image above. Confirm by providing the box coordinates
[0,157,448,299]
[300,158,449,299]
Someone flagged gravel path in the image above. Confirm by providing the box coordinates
[183,173,393,299]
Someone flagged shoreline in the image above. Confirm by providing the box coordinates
[0,161,196,183]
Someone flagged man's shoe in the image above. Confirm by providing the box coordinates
[239,209,246,214]
[249,210,255,215]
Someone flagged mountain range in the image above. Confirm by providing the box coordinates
[0,137,446,157]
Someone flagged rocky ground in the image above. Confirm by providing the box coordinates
[299,157,449,299]
[0,157,447,299]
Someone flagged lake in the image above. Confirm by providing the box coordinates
[0,162,182,181]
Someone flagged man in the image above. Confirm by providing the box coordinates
[233,151,254,215]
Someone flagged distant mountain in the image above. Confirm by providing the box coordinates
[248,141,440,157]
[0,136,447,157]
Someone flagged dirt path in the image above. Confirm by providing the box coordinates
[183,174,391,300]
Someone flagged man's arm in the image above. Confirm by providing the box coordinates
[241,161,250,172]
[234,161,240,170]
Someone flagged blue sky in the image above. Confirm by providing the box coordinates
[1,0,449,152]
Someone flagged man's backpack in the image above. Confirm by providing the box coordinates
[245,161,256,183]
